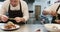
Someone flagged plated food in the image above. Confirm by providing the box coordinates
[4,21,16,29]
[52,26,58,29]
[1,21,20,31]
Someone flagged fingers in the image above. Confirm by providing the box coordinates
[1,15,8,22]
[14,17,22,23]
[55,20,60,24]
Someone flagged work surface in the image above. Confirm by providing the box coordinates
[0,24,48,32]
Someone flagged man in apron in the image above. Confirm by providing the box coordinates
[0,0,29,24]
[42,1,60,23]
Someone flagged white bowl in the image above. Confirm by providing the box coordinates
[44,24,60,32]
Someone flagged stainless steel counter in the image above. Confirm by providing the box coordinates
[0,24,47,32]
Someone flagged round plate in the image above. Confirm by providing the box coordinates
[0,23,20,31]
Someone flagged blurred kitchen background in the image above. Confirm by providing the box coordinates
[0,0,57,24]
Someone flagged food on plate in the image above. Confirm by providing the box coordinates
[4,21,16,29]
[52,26,58,29]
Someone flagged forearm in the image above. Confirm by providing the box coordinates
[0,14,4,21]
[23,14,29,21]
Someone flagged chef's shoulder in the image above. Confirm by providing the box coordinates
[2,0,10,9]
[20,0,27,5]
[44,3,59,11]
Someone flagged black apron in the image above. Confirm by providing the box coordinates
[7,3,25,24]
[0,2,25,24]
[52,4,60,23]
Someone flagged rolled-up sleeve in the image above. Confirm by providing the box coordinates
[0,0,9,16]
[44,3,59,14]
[0,3,6,15]
[21,1,29,21]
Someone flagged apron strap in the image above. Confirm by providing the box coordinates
[56,4,60,12]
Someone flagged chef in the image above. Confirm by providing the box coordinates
[42,0,60,24]
[0,0,29,24]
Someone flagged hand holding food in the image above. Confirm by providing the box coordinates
[14,17,25,23]
[1,15,8,22]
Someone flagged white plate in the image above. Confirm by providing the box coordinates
[0,23,6,27]
[44,24,60,32]
[0,23,20,31]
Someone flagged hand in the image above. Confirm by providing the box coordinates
[14,17,25,23]
[55,20,60,24]
[1,15,8,22]
[50,11,57,16]
[42,10,49,15]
